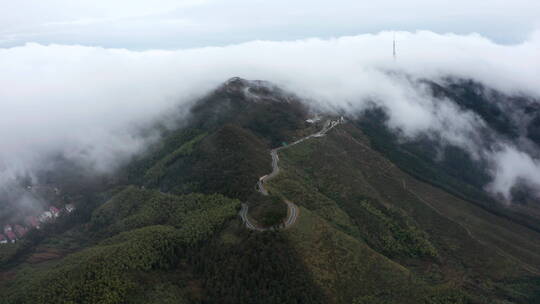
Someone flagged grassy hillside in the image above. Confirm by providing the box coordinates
[0,80,322,303]
[1,78,540,303]
[127,124,271,200]
[266,121,540,303]
[357,107,540,234]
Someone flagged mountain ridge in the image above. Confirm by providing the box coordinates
[0,77,539,303]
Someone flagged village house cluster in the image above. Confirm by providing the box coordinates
[0,204,75,244]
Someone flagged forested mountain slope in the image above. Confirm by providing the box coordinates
[0,77,539,304]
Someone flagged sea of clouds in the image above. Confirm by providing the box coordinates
[1,30,539,200]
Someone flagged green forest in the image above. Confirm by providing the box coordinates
[0,78,539,303]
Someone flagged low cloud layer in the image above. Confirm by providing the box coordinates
[1,30,539,200]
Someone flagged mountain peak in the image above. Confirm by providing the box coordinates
[217,77,286,102]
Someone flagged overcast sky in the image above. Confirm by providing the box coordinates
[2,0,540,49]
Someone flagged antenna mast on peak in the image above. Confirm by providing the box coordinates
[393,32,396,61]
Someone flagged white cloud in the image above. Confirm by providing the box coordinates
[0,30,539,198]
[489,146,540,199]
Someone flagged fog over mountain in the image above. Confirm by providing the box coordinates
[1,30,539,201]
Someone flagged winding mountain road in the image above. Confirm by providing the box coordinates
[240,117,343,231]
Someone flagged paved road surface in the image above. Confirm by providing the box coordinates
[240,117,343,231]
